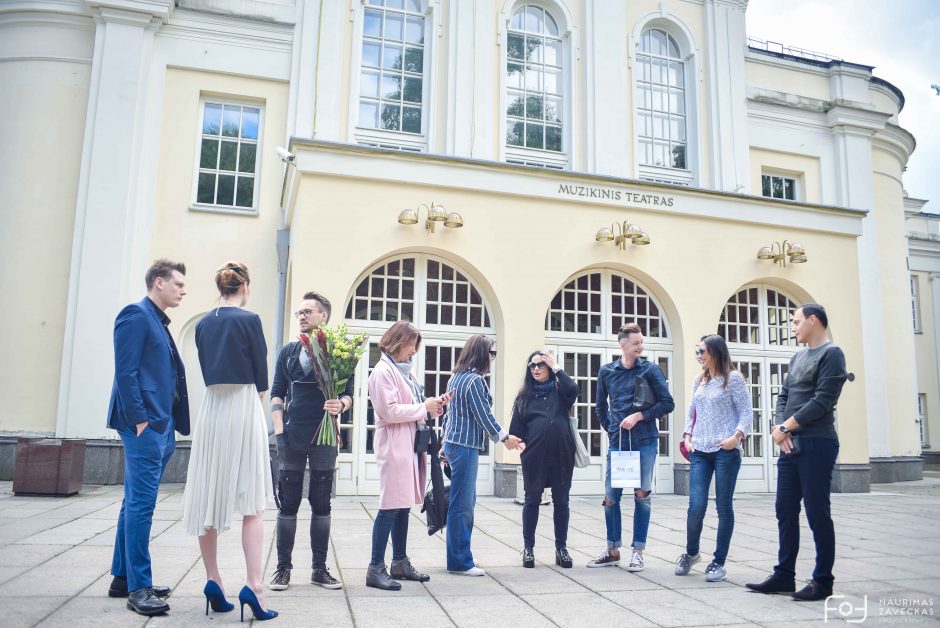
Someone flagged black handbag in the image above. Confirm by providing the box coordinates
[633,372,657,411]
[422,430,449,534]
[414,423,433,453]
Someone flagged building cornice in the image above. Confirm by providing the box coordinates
[85,0,172,23]
[286,139,867,235]
[872,123,917,168]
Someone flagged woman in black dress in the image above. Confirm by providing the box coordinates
[509,350,579,568]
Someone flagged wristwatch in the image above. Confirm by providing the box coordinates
[778,424,789,434]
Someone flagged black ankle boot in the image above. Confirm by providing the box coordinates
[390,557,430,582]
[522,547,535,568]
[366,564,401,591]
[555,548,573,568]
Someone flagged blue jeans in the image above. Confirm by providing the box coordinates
[604,437,657,550]
[774,437,839,586]
[686,448,742,565]
[370,508,410,566]
[111,424,176,592]
[443,441,479,571]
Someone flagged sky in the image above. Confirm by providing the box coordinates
[746,0,940,212]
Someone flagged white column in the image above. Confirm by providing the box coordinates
[310,0,345,140]
[586,0,628,176]
[470,1,496,160]
[446,0,475,157]
[829,110,890,457]
[704,0,749,192]
[930,273,940,425]
[287,0,320,140]
[56,0,173,438]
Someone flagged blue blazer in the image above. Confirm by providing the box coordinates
[106,298,190,436]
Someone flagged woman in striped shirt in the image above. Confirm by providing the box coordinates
[442,334,524,576]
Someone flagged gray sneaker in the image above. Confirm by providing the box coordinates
[704,562,726,582]
[674,553,701,576]
[627,551,644,572]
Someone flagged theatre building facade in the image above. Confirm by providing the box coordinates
[0,0,927,493]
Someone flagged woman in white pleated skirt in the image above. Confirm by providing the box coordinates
[182,262,277,619]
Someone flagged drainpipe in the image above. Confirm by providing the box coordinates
[274,226,290,358]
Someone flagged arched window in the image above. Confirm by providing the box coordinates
[716,285,801,491]
[356,0,428,148]
[544,269,674,494]
[636,27,690,183]
[505,4,566,167]
[341,255,496,494]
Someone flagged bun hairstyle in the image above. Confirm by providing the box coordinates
[215,261,250,297]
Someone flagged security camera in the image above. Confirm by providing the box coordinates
[276,147,295,163]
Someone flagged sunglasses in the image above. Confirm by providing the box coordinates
[528,361,547,371]
[694,347,706,356]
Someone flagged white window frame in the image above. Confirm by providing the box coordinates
[190,96,265,216]
[917,393,929,448]
[498,0,577,169]
[347,0,441,152]
[630,14,700,187]
[911,274,922,333]
[761,171,800,202]
[720,284,803,355]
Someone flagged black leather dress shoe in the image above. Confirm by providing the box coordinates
[555,548,573,569]
[792,580,833,601]
[745,574,796,594]
[522,547,535,568]
[126,588,170,616]
[109,576,171,598]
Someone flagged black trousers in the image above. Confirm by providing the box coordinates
[521,461,572,550]
[275,447,334,571]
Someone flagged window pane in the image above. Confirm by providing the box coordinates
[639,138,652,165]
[544,66,561,95]
[667,34,680,58]
[404,46,423,72]
[359,100,379,127]
[772,177,783,198]
[762,175,772,197]
[652,112,667,139]
[510,7,523,29]
[507,62,524,89]
[506,120,524,146]
[217,174,235,205]
[402,106,421,133]
[545,12,559,36]
[637,112,650,136]
[669,88,685,114]
[544,96,562,122]
[405,0,421,11]
[508,33,524,60]
[385,12,403,42]
[199,138,219,169]
[380,103,401,130]
[670,117,686,142]
[668,61,684,86]
[222,106,240,137]
[545,125,562,152]
[784,178,795,200]
[203,103,222,135]
[525,35,543,63]
[383,43,402,69]
[360,70,380,97]
[651,29,666,56]
[671,144,686,169]
[235,176,254,208]
[525,122,544,148]
[219,140,238,171]
[241,108,259,139]
[544,38,561,66]
[638,57,650,82]
[362,41,381,67]
[525,65,541,91]
[364,9,382,37]
[652,57,667,84]
[525,5,542,32]
[526,95,543,118]
[403,76,422,103]
[381,74,401,99]
[507,91,524,117]
[197,173,216,204]
[405,16,424,44]
[238,143,256,173]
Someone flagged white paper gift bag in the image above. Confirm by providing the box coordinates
[609,449,641,488]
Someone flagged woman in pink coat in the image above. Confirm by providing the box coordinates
[366,321,447,590]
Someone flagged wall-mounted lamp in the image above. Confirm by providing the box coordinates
[397,202,463,233]
[595,220,650,250]
[757,240,807,267]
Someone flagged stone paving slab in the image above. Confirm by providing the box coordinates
[0,481,937,627]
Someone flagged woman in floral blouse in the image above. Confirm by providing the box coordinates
[675,334,751,583]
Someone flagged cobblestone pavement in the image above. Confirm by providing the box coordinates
[0,480,937,627]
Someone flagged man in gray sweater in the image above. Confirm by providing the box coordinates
[746,303,848,602]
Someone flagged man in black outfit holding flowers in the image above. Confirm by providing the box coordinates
[268,292,353,591]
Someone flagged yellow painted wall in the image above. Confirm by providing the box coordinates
[0,59,90,433]
[284,158,869,464]
[912,271,939,450]
[749,148,822,204]
[745,58,831,101]
[149,67,289,434]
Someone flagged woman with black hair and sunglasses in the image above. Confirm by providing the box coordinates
[508,350,579,569]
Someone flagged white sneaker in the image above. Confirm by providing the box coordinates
[448,566,486,576]
[627,551,644,572]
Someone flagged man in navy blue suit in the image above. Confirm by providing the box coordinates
[106,259,190,616]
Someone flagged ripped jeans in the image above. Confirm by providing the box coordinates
[603,438,658,551]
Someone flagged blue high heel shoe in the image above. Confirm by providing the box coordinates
[203,580,234,615]
[238,585,278,622]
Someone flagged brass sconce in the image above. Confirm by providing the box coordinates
[595,220,650,250]
[397,202,463,233]
[757,240,807,267]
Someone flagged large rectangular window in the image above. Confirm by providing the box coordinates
[761,173,797,201]
[918,393,929,448]
[194,100,262,212]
